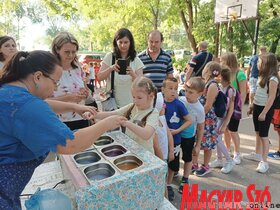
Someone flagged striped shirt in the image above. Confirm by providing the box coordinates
[138,49,173,91]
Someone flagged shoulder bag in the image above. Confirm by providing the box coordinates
[101,54,118,111]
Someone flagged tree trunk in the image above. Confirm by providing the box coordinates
[269,38,279,53]
[180,10,197,53]
[214,23,220,58]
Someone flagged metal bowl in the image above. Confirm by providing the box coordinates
[84,163,115,181]
[94,136,114,146]
[101,145,127,157]
[74,151,101,165]
[114,155,143,171]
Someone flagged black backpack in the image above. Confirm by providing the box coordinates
[206,80,228,118]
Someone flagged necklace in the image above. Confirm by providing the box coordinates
[18,80,29,91]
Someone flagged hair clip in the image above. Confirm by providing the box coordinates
[19,56,26,61]
[213,70,219,76]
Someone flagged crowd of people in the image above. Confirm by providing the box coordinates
[0,29,280,209]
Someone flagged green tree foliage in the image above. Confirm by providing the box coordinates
[0,0,278,57]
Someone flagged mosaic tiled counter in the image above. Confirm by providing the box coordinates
[60,131,167,210]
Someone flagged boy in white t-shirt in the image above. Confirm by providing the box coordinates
[178,77,205,193]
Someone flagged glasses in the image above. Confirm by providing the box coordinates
[43,73,60,87]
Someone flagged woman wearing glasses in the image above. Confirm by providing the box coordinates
[50,32,91,130]
[0,50,126,210]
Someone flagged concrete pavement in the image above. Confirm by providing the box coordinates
[169,104,280,209]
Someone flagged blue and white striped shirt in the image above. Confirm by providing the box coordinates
[138,49,173,91]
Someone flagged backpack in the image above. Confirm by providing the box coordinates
[226,86,242,120]
[206,80,228,118]
[266,78,280,109]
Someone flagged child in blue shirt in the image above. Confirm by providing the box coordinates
[162,77,192,201]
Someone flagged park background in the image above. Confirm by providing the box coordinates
[0,0,279,68]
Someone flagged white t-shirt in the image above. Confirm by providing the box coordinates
[102,52,144,107]
[116,103,159,154]
[53,67,85,122]
[254,76,279,106]
[179,96,205,138]
[156,115,169,160]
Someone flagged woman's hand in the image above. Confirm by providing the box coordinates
[126,66,136,80]
[103,115,127,130]
[79,87,89,98]
[111,63,120,73]
[74,104,97,119]
[65,93,86,103]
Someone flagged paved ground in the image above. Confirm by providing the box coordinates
[169,104,280,209]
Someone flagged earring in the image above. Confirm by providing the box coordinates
[35,83,39,89]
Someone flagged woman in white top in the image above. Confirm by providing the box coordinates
[248,53,280,173]
[50,32,89,130]
[0,36,17,74]
[98,28,144,108]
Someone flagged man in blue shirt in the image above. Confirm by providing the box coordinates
[248,46,267,105]
[185,41,213,81]
[138,30,174,91]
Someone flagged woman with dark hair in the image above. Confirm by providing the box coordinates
[50,31,91,130]
[0,50,126,210]
[98,28,144,108]
[0,36,17,73]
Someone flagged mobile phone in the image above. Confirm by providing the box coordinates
[117,59,128,75]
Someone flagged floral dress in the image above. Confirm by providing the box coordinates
[53,68,85,122]
[199,85,219,150]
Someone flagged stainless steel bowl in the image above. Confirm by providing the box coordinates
[114,155,143,171]
[74,151,101,165]
[101,145,127,157]
[84,163,115,181]
[94,136,114,146]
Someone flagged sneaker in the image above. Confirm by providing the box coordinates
[233,153,241,165]
[191,164,199,174]
[221,159,234,174]
[268,151,280,160]
[209,159,223,168]
[194,165,211,177]
[167,186,175,201]
[256,161,269,173]
[178,178,189,194]
[243,152,261,162]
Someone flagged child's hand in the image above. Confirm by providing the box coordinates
[218,125,226,134]
[247,104,253,116]
[168,152,175,162]
[170,129,178,135]
[192,145,200,156]
[258,112,266,121]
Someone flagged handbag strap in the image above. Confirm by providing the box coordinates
[235,70,240,92]
[195,52,209,76]
[110,54,115,97]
